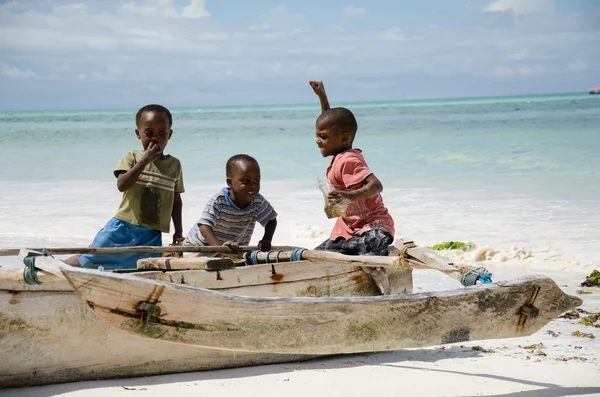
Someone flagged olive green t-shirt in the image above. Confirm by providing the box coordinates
[114,150,184,233]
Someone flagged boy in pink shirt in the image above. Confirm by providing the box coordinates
[309,80,395,257]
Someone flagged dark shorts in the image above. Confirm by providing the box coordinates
[314,228,393,256]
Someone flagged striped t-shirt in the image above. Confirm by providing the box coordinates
[185,187,277,246]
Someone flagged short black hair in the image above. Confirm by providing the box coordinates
[226,154,260,176]
[316,107,358,136]
[136,104,173,127]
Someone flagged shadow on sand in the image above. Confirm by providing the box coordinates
[4,346,598,397]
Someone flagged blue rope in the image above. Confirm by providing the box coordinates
[460,266,493,286]
[290,248,307,262]
[23,248,52,285]
[244,248,307,265]
[477,267,493,284]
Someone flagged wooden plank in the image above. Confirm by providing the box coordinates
[393,239,489,285]
[135,261,367,290]
[136,257,235,271]
[142,268,379,298]
[0,268,72,292]
[58,258,582,354]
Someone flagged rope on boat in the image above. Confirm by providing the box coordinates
[22,248,52,285]
[398,241,492,286]
[244,250,261,266]
[244,248,307,266]
[459,266,493,286]
[290,248,307,262]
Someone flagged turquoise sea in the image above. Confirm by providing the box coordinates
[1,92,599,273]
[1,92,598,198]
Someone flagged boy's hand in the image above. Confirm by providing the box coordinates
[309,80,326,97]
[258,239,272,251]
[140,142,162,164]
[172,232,184,245]
[328,189,354,204]
[222,240,240,253]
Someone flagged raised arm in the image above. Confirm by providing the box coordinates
[309,80,330,113]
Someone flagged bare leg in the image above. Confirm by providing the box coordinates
[63,255,82,267]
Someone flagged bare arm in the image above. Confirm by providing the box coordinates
[309,80,330,112]
[116,143,162,192]
[199,225,223,246]
[258,218,277,251]
[329,174,383,203]
[171,192,183,244]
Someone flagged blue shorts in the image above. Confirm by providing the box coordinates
[79,217,162,270]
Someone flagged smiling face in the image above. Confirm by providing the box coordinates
[315,118,351,158]
[135,111,172,154]
[227,160,261,208]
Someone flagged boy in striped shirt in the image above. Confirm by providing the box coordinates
[184,154,277,253]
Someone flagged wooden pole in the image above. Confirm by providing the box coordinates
[0,245,297,257]
[247,249,405,268]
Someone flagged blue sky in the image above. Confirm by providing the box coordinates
[1,0,599,110]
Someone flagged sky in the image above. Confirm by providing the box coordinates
[0,0,599,111]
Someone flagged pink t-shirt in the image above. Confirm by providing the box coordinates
[326,149,395,241]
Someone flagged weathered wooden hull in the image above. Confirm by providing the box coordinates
[0,263,412,388]
[64,269,581,355]
[0,289,316,388]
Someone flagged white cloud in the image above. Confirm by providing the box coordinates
[568,58,588,72]
[508,50,529,60]
[267,62,283,72]
[249,23,271,31]
[342,6,367,18]
[182,0,210,18]
[484,0,555,15]
[517,65,545,76]
[0,62,37,79]
[0,1,598,109]
[121,0,209,19]
[493,64,546,77]
[494,66,514,77]
[54,3,88,15]
[378,28,411,41]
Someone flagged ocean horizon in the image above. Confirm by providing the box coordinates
[0,90,589,115]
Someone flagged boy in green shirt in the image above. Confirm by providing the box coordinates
[65,104,184,269]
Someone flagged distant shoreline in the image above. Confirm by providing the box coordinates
[0,91,596,115]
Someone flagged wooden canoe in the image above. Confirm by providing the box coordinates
[0,243,582,387]
[0,257,412,388]
[60,267,582,355]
